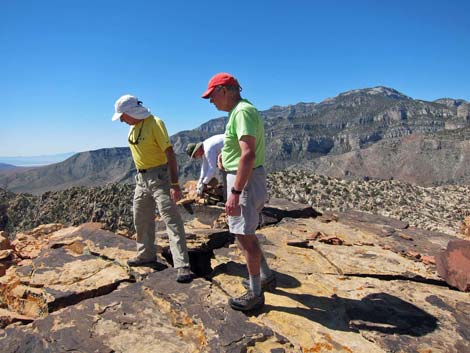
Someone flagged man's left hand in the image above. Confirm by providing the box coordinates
[225,193,241,216]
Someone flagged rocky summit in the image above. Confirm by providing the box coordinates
[2,170,468,239]
[0,197,469,353]
[268,170,470,236]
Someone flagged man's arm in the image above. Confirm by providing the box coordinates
[232,135,255,190]
[197,159,208,196]
[225,135,256,216]
[217,153,224,170]
[202,146,220,183]
[165,146,183,202]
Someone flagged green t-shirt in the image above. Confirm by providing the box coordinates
[222,99,265,171]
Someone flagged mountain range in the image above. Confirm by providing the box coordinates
[1,86,469,194]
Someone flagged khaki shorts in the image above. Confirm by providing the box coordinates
[226,167,267,235]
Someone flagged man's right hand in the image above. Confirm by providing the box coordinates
[196,183,205,197]
[217,153,224,170]
[170,185,183,202]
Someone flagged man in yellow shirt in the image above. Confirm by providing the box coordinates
[112,94,192,283]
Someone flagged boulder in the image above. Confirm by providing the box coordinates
[436,239,470,292]
[460,216,470,237]
[0,231,11,250]
[0,232,14,277]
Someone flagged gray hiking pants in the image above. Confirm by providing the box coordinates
[133,164,189,268]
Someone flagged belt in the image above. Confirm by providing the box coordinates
[226,165,264,174]
[137,164,167,173]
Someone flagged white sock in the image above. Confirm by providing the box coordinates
[260,254,272,280]
[250,274,262,296]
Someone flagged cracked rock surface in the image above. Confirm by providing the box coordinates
[0,199,469,352]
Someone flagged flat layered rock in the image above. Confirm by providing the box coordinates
[2,200,470,352]
[0,270,294,353]
[210,206,470,352]
[0,308,34,329]
[0,223,137,318]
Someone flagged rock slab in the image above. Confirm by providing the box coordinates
[436,239,470,292]
[0,271,292,353]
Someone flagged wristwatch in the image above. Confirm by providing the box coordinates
[231,187,242,195]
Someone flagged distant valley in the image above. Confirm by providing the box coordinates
[1,86,469,194]
[0,152,75,167]
[0,163,18,172]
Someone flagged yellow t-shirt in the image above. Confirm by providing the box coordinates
[128,115,172,170]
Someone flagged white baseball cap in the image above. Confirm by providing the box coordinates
[112,94,151,121]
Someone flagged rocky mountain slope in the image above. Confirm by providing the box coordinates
[1,170,469,238]
[298,128,470,185]
[0,148,135,194]
[1,86,469,194]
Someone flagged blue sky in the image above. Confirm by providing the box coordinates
[1,0,469,157]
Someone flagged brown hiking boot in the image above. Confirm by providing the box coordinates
[229,290,265,311]
[176,266,193,283]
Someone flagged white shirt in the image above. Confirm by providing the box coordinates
[199,134,225,185]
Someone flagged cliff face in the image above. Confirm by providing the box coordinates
[298,129,470,185]
[149,87,470,185]
[260,87,469,173]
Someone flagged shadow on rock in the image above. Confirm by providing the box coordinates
[211,261,301,289]
[131,261,168,271]
[265,290,438,337]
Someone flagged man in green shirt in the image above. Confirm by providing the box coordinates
[202,73,276,311]
[112,94,192,283]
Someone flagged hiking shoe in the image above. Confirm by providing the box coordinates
[229,290,265,311]
[242,273,277,292]
[176,266,193,283]
[127,257,157,266]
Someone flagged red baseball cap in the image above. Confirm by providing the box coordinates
[201,72,240,99]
